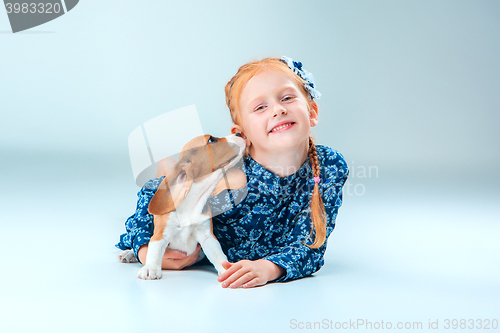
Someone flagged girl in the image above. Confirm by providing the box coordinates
[116,56,349,289]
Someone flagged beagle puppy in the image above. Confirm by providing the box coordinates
[120,133,246,280]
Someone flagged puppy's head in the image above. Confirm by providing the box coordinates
[148,134,246,216]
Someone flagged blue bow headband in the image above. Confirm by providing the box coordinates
[280,56,322,100]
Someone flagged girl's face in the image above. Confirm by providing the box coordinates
[233,69,318,157]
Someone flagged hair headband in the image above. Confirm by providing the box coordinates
[280,56,322,100]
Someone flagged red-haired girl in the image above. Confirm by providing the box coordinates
[213,56,349,288]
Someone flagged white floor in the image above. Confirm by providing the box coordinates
[1,151,499,333]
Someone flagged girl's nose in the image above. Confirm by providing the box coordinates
[273,105,287,118]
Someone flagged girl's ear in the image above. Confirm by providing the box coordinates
[309,100,319,127]
[231,124,251,147]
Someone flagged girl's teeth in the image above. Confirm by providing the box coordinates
[272,123,291,132]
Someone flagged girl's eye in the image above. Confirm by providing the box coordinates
[282,95,294,102]
[254,105,266,112]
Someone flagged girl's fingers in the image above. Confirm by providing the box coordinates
[242,277,262,289]
[218,262,239,282]
[221,261,232,270]
[166,244,201,259]
[179,255,199,269]
[220,265,249,288]
[159,244,204,269]
[163,255,195,270]
[164,248,187,259]
[229,272,256,289]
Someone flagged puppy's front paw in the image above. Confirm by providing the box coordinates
[118,250,137,263]
[137,266,162,280]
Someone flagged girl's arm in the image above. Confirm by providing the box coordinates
[115,179,159,260]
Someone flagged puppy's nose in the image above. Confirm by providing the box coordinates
[234,132,242,138]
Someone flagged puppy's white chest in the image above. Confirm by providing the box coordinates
[164,214,209,255]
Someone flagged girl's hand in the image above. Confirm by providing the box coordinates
[138,244,201,270]
[217,259,285,289]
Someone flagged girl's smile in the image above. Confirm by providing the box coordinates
[269,121,296,134]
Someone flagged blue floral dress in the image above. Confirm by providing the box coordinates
[116,145,349,282]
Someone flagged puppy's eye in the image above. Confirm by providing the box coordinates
[208,136,218,143]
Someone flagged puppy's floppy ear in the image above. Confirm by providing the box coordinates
[149,164,193,216]
[210,168,247,197]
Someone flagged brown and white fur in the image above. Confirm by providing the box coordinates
[119,133,246,280]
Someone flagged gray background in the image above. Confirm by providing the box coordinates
[1,1,499,332]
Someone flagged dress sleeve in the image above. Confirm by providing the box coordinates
[264,152,349,282]
[115,177,163,263]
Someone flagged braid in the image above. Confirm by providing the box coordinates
[307,136,327,249]
[308,137,320,177]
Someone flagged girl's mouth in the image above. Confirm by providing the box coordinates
[269,122,295,134]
